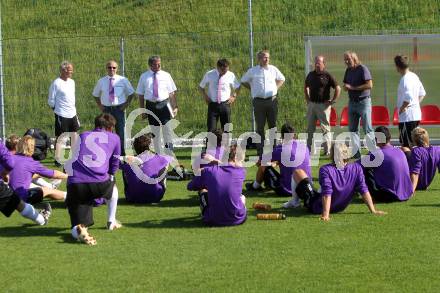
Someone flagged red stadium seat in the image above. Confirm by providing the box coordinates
[316,107,338,127]
[339,107,349,126]
[371,105,390,126]
[392,107,399,126]
[421,104,440,125]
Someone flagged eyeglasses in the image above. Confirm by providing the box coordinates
[107,66,117,69]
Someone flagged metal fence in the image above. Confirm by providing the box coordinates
[1,31,305,138]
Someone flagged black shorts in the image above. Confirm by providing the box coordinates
[26,188,44,205]
[66,179,114,227]
[0,183,21,217]
[55,114,80,137]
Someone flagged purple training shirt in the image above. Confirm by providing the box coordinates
[187,164,246,226]
[8,154,54,201]
[67,128,121,184]
[409,146,440,190]
[270,140,311,195]
[309,162,369,214]
[368,145,412,201]
[0,142,14,171]
[121,153,172,204]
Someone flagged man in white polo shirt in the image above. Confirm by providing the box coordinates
[137,55,178,151]
[395,54,426,147]
[93,60,135,155]
[199,58,240,132]
[48,60,79,166]
[241,50,285,155]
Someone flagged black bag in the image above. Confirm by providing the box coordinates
[24,128,50,161]
[166,165,194,181]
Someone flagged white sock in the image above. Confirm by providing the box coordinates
[62,192,67,201]
[20,203,45,225]
[252,181,261,189]
[32,177,52,188]
[105,186,118,223]
[291,179,299,202]
[71,225,79,239]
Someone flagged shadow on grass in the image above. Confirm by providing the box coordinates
[124,215,205,229]
[410,203,440,207]
[117,196,198,208]
[0,224,65,238]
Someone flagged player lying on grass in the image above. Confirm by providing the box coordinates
[298,142,386,221]
[0,140,51,225]
[362,126,413,202]
[65,113,121,245]
[187,144,247,226]
[120,133,173,204]
[402,127,440,192]
[246,123,313,208]
[8,135,68,205]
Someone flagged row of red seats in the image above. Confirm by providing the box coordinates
[316,104,440,127]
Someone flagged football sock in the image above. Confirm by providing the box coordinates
[20,203,45,225]
[105,186,118,223]
[33,177,52,188]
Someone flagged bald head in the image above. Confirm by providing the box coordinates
[314,55,325,73]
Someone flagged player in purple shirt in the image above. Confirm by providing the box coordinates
[0,141,51,225]
[187,144,247,226]
[246,123,313,208]
[65,113,122,245]
[363,126,413,202]
[8,135,68,204]
[302,143,385,221]
[192,129,227,174]
[402,127,440,192]
[121,133,173,204]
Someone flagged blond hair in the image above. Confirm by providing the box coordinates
[331,142,351,169]
[411,127,429,147]
[344,50,361,66]
[17,135,35,157]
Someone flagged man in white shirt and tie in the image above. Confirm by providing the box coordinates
[93,60,135,155]
[199,58,241,132]
[48,60,80,166]
[241,50,285,155]
[137,55,178,151]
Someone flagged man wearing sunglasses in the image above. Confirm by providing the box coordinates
[92,60,135,155]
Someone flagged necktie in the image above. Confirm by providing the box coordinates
[217,75,222,104]
[153,72,159,99]
[109,77,115,103]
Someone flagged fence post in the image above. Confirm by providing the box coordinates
[247,0,255,132]
[0,5,5,140]
[120,37,125,77]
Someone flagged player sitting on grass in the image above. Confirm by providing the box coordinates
[2,134,62,189]
[8,135,68,205]
[65,113,121,245]
[187,144,247,226]
[120,133,173,204]
[246,123,313,207]
[300,142,386,221]
[362,126,413,202]
[0,140,51,225]
[402,127,440,192]
[192,128,226,174]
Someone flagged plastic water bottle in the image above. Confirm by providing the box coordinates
[256,213,286,220]
[252,202,272,211]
